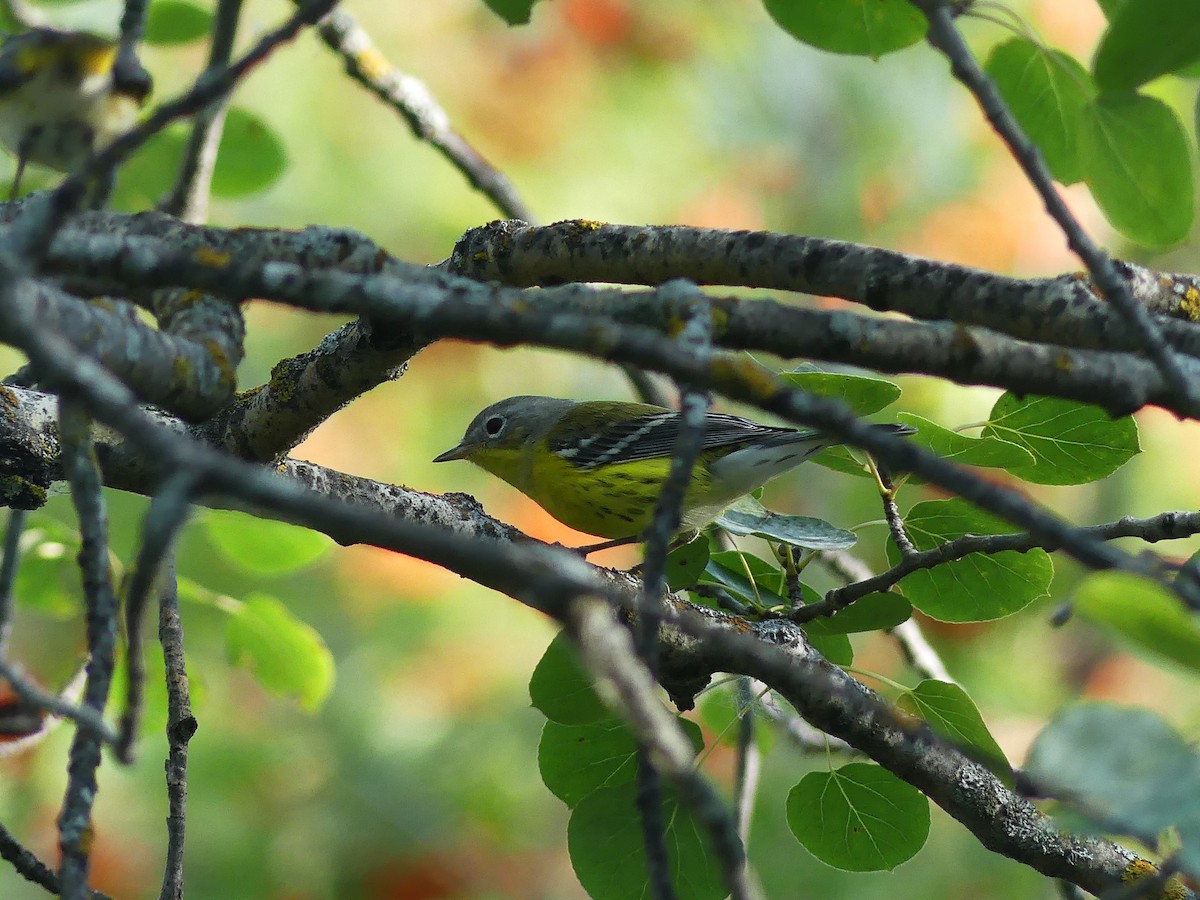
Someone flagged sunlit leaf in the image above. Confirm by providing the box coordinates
[899,680,1010,777]
[1073,571,1200,674]
[13,519,80,617]
[982,393,1139,485]
[213,107,289,198]
[783,367,902,416]
[145,1,213,44]
[1079,93,1193,248]
[203,509,331,575]
[1093,0,1200,90]
[761,0,925,58]
[225,593,334,711]
[897,413,1034,469]
[984,39,1092,185]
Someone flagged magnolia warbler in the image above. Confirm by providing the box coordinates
[0,28,152,198]
[435,395,915,546]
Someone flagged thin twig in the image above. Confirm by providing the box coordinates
[0,658,116,745]
[117,473,196,763]
[158,554,194,900]
[159,0,245,221]
[732,678,760,843]
[802,510,1200,622]
[911,0,1200,416]
[814,550,954,684]
[878,468,916,558]
[635,282,713,900]
[305,3,535,221]
[0,819,113,900]
[56,402,121,900]
[0,508,25,656]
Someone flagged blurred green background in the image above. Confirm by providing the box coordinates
[2,0,1199,897]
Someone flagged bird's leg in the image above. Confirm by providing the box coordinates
[572,535,640,556]
[10,149,26,201]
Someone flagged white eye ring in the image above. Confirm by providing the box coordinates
[484,415,506,437]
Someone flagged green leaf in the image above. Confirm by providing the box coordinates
[1079,92,1193,248]
[112,125,188,210]
[806,631,853,666]
[539,717,703,808]
[896,413,1034,469]
[13,518,81,617]
[699,550,789,609]
[1073,571,1200,674]
[803,591,912,635]
[1026,703,1200,875]
[1093,0,1200,91]
[898,680,1010,777]
[811,445,873,478]
[225,593,334,711]
[982,393,1140,485]
[782,367,902,416]
[666,534,709,591]
[786,763,930,871]
[1096,0,1125,18]
[761,0,926,59]
[482,0,541,25]
[529,632,607,725]
[716,495,857,551]
[144,1,213,44]
[212,107,289,198]
[695,682,774,752]
[202,509,331,575]
[890,499,1053,622]
[569,781,729,900]
[983,39,1092,185]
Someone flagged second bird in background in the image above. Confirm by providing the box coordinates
[0,27,152,199]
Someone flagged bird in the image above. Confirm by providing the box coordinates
[0,27,153,199]
[434,395,915,550]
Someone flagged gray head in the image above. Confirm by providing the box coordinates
[433,395,580,463]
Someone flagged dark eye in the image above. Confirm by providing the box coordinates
[484,415,505,437]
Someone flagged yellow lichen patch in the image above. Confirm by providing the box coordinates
[266,360,298,403]
[0,384,20,410]
[204,339,237,383]
[194,246,232,268]
[353,47,392,83]
[708,302,731,338]
[0,476,47,509]
[1121,858,1189,900]
[710,355,780,402]
[1054,351,1073,373]
[1179,285,1200,321]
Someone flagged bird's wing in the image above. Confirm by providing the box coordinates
[556,411,814,470]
